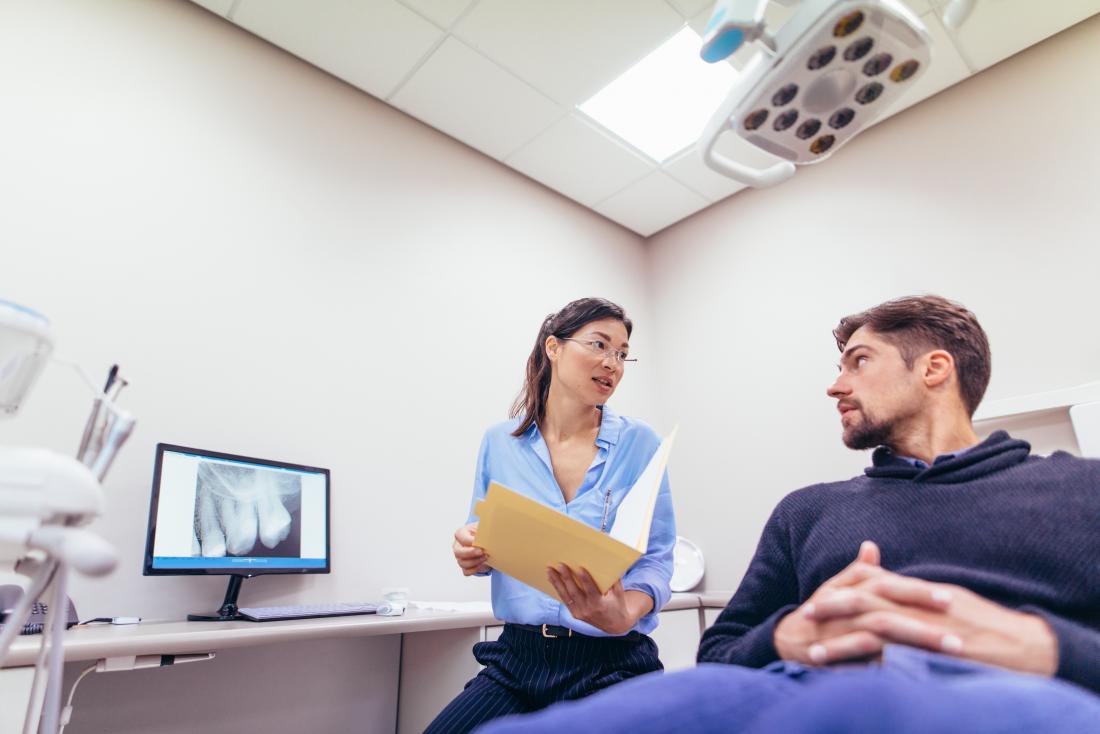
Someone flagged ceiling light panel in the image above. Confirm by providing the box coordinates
[578,27,737,162]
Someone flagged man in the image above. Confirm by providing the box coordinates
[480,295,1100,733]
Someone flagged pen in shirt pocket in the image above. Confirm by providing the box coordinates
[600,488,613,533]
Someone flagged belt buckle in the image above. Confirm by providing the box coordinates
[541,624,572,639]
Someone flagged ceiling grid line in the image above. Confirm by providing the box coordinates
[383,34,453,103]
[188,0,1100,236]
[587,168,658,209]
[408,33,572,157]
[392,0,481,30]
[662,0,697,20]
[385,1,487,101]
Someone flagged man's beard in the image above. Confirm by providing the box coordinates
[842,408,895,450]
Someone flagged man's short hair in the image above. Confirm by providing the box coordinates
[833,295,991,416]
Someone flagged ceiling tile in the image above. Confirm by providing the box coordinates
[233,0,443,99]
[595,171,709,236]
[662,137,768,202]
[506,114,656,206]
[939,0,1100,71]
[190,0,235,15]
[453,0,686,106]
[878,10,973,118]
[666,0,713,19]
[390,37,563,159]
[902,0,933,15]
[397,0,476,29]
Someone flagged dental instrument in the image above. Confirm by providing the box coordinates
[0,299,135,734]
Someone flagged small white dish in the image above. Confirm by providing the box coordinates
[670,536,705,592]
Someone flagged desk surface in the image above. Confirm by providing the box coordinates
[4,592,712,668]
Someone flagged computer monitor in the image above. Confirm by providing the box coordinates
[143,443,330,621]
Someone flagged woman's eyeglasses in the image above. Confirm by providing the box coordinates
[561,338,636,365]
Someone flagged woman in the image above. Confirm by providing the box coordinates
[426,297,676,733]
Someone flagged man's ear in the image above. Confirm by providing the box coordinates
[923,350,954,389]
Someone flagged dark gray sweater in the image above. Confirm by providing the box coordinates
[697,431,1100,694]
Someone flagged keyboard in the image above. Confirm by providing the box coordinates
[237,602,378,622]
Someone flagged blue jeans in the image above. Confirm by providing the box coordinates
[476,645,1100,733]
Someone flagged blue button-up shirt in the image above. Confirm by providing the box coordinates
[466,406,676,636]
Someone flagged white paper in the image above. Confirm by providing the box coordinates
[609,427,677,551]
[408,601,493,614]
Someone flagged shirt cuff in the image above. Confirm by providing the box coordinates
[698,604,798,666]
[622,573,669,618]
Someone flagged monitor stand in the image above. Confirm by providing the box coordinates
[188,575,249,621]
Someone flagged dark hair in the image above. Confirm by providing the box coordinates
[510,297,633,437]
[833,295,991,416]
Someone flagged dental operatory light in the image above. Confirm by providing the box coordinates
[579,27,737,162]
[697,0,978,187]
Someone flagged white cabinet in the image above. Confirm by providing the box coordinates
[397,627,483,734]
[650,608,703,671]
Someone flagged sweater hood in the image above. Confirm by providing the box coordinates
[865,430,1032,483]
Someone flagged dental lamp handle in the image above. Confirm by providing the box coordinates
[698,88,795,187]
[700,131,796,187]
[697,44,795,188]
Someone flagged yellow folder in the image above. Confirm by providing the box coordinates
[473,428,677,600]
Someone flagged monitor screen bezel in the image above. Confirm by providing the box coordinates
[143,442,332,577]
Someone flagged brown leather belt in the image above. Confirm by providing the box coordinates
[509,623,581,639]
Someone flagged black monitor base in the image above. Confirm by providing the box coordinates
[187,610,243,621]
[187,575,248,622]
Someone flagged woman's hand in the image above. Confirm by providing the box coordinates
[453,522,490,576]
[547,564,653,636]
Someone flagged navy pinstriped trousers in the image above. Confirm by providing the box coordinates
[423,624,663,734]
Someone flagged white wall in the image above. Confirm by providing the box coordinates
[0,0,657,620]
[646,15,1100,593]
[3,4,1099,729]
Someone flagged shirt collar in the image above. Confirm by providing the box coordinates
[595,405,622,447]
[521,404,623,447]
[891,442,978,470]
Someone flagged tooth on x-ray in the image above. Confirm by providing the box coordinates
[221,494,259,556]
[197,481,227,557]
[194,461,298,557]
[256,480,292,548]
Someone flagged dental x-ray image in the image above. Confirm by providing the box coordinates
[192,460,302,558]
